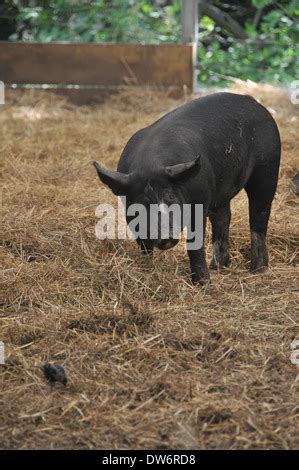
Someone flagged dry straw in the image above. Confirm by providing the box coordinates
[0,82,298,449]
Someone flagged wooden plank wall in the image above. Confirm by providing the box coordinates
[0,42,195,89]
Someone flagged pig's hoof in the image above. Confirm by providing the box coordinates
[210,255,230,270]
[250,252,268,273]
[250,263,268,274]
[191,273,210,286]
[291,172,299,195]
[250,256,268,272]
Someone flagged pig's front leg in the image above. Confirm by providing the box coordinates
[137,239,154,257]
[187,247,210,285]
[187,209,210,285]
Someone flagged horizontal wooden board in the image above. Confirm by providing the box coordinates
[0,42,195,89]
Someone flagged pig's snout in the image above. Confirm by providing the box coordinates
[157,238,178,251]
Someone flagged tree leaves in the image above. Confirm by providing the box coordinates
[252,0,272,9]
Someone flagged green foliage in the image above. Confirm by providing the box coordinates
[197,1,298,86]
[251,0,272,8]
[9,0,181,44]
[6,0,298,85]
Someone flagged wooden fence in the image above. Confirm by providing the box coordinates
[0,42,195,92]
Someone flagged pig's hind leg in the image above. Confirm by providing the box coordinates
[209,204,231,270]
[245,164,279,272]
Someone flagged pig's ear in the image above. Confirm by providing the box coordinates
[93,161,131,195]
[164,155,201,180]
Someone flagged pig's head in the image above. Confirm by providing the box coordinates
[93,155,200,251]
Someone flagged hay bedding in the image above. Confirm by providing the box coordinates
[0,83,298,450]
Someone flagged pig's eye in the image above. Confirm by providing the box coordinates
[133,194,151,206]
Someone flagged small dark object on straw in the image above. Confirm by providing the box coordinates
[42,364,68,386]
[291,172,299,195]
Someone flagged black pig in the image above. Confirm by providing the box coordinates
[94,92,280,284]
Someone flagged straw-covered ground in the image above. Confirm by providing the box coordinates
[0,83,298,450]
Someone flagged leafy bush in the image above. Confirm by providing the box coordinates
[8,0,181,44]
[198,1,298,85]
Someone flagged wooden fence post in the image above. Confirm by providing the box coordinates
[181,0,198,91]
[181,0,198,44]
